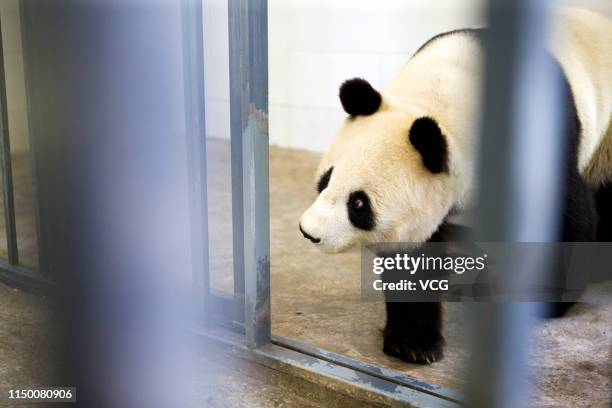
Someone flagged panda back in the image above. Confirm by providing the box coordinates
[551,8,612,187]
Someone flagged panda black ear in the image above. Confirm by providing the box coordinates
[409,117,448,174]
[339,78,382,116]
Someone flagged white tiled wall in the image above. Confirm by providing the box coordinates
[1,1,610,155]
[204,0,485,152]
[1,0,30,154]
[266,0,485,152]
[7,1,607,154]
[204,0,611,153]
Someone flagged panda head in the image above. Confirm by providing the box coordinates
[299,78,465,253]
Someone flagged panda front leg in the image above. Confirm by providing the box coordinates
[380,226,448,364]
[382,301,445,364]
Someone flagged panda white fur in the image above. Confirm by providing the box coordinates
[299,8,612,364]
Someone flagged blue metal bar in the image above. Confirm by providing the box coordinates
[272,334,462,403]
[228,0,246,325]
[465,0,562,407]
[182,0,211,324]
[228,0,270,348]
[0,18,19,266]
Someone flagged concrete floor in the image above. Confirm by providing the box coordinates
[0,282,347,408]
[0,142,609,406]
[0,283,56,388]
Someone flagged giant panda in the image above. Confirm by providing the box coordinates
[298,8,612,364]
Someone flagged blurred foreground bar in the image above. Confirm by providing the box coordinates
[465,0,565,407]
[21,1,194,406]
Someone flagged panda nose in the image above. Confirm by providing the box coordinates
[299,224,321,243]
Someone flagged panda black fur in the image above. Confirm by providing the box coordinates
[299,8,612,364]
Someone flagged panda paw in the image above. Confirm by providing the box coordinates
[382,327,445,365]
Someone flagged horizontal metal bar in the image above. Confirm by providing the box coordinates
[272,334,462,404]
[195,324,459,408]
[0,259,52,297]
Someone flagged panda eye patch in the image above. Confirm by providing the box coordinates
[317,167,334,193]
[347,191,375,230]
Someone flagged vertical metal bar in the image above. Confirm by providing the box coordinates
[465,0,562,407]
[0,19,19,265]
[19,0,45,274]
[228,0,246,324]
[228,0,270,348]
[182,0,210,324]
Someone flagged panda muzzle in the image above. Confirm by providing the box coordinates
[299,224,321,243]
